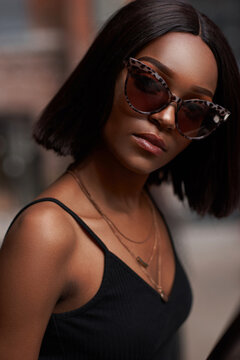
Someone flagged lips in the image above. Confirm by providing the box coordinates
[133,133,167,152]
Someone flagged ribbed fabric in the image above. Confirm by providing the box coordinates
[9,198,192,360]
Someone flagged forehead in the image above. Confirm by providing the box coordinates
[136,32,218,95]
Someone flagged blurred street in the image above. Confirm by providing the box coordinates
[177,216,240,360]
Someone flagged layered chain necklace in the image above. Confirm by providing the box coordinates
[67,169,168,302]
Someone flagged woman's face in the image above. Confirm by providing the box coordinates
[103,32,218,175]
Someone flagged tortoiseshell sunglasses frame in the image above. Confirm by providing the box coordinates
[124,57,230,140]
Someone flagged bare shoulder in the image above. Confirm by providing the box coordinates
[0,200,81,358]
[2,199,77,260]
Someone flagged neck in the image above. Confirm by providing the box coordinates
[72,147,149,213]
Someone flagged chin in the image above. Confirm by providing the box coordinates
[113,151,168,176]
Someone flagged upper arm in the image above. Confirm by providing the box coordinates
[0,203,76,359]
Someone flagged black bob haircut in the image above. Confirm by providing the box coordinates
[33,0,240,218]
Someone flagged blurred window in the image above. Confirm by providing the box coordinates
[0,0,29,33]
[0,114,41,208]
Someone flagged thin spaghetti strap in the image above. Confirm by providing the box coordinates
[5,197,108,252]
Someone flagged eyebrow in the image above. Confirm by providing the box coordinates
[138,56,214,98]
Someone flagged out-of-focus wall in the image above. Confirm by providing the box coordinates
[0,1,239,359]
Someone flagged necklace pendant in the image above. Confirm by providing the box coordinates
[159,289,169,302]
[136,256,149,268]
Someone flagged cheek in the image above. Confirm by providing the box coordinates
[102,107,128,148]
[103,83,133,141]
[171,131,192,155]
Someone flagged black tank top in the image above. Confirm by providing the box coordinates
[9,198,192,360]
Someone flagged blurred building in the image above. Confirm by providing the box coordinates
[0,1,83,212]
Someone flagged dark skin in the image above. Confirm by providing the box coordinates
[0,32,218,359]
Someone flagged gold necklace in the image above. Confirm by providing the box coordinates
[106,203,158,269]
[100,198,154,246]
[67,169,168,301]
[67,169,155,267]
[67,169,153,245]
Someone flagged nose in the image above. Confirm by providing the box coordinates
[148,103,176,130]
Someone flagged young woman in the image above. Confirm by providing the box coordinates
[0,1,239,359]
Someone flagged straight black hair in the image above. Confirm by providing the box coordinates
[33,0,240,218]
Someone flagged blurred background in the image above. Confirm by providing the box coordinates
[0,0,239,359]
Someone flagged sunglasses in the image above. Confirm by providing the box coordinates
[124,57,230,140]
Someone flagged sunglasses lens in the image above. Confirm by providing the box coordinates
[126,70,170,113]
[177,101,219,138]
